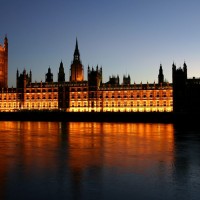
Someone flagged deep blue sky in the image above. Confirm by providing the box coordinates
[1,0,200,87]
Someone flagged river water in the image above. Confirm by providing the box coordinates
[0,121,200,200]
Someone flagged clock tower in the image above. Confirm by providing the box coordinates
[0,36,8,88]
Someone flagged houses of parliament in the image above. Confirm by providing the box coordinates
[0,36,200,113]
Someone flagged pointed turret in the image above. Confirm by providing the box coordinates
[58,61,65,82]
[183,61,187,73]
[73,38,80,61]
[29,70,32,83]
[158,64,164,84]
[4,34,8,42]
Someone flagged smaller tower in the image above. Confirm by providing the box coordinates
[123,75,131,85]
[16,69,31,88]
[158,64,164,84]
[108,75,120,85]
[172,62,188,112]
[88,65,102,89]
[58,61,65,82]
[45,67,53,82]
[29,70,32,83]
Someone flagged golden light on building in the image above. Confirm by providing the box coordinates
[0,37,173,113]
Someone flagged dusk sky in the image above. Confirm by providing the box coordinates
[1,0,200,87]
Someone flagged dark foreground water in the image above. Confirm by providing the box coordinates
[0,122,200,200]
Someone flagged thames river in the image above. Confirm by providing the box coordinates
[0,121,200,200]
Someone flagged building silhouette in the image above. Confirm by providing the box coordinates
[172,62,200,112]
[1,36,188,113]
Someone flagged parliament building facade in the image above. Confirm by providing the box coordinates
[1,36,198,113]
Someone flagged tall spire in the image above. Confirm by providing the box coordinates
[73,38,80,61]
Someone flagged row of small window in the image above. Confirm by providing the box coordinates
[71,95,172,99]
[26,96,57,100]
[71,96,87,99]
[71,102,173,107]
[26,89,58,93]
[24,103,57,108]
[104,95,171,98]
[0,104,18,108]
[0,95,57,100]
[0,97,16,100]
[104,103,171,107]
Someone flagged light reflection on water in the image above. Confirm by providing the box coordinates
[0,121,200,200]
